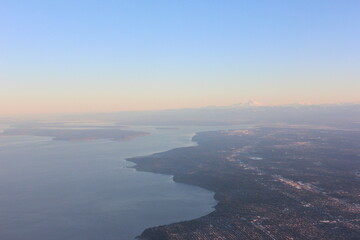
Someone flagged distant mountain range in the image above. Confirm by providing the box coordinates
[57,102,360,129]
[2,103,359,130]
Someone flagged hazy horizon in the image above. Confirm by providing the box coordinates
[1,101,360,119]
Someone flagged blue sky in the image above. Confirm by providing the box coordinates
[1,0,360,114]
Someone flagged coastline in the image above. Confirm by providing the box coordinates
[126,128,360,240]
[126,134,220,240]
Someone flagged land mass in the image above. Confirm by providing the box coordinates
[1,128,149,141]
[128,127,360,240]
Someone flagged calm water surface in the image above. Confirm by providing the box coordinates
[0,125,237,240]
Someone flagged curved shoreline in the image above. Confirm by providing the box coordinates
[126,136,220,240]
[127,127,360,240]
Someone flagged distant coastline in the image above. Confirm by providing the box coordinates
[0,128,149,141]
